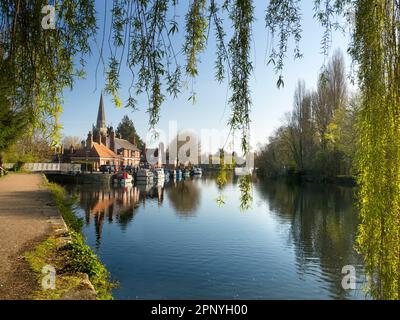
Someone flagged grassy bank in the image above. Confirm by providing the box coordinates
[24,178,114,300]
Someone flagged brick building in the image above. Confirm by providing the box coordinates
[69,94,141,171]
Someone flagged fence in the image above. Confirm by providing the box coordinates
[5,163,81,173]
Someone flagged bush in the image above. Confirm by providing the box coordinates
[66,232,114,300]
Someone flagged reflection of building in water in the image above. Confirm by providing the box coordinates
[76,179,200,244]
[78,186,140,245]
[137,183,165,206]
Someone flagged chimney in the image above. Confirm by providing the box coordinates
[110,127,115,152]
[87,131,93,149]
[131,135,136,146]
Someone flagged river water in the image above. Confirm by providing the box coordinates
[61,174,368,300]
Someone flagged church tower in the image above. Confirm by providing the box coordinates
[96,93,107,136]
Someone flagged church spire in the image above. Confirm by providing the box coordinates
[96,93,106,133]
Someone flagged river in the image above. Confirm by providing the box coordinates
[60,174,368,300]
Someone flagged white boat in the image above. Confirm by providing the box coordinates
[120,176,133,185]
[234,167,254,176]
[153,168,165,180]
[170,169,181,180]
[163,168,170,180]
[192,167,202,176]
[136,169,154,184]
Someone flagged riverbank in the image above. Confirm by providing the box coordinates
[0,173,113,300]
[257,172,357,187]
[298,174,356,186]
[38,180,114,300]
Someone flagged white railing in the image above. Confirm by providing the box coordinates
[13,163,82,173]
[3,163,15,170]
[0,166,8,176]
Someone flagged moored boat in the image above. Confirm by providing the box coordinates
[192,167,202,176]
[136,169,154,184]
[234,167,254,176]
[163,168,171,180]
[153,168,165,180]
[171,169,182,180]
[113,171,133,185]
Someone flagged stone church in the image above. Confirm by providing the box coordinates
[70,94,141,171]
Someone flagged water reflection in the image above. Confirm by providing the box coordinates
[166,180,200,217]
[69,184,141,245]
[255,180,366,299]
[66,179,203,244]
[58,176,367,299]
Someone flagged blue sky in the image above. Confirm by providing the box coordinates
[60,1,352,152]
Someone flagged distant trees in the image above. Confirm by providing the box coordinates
[313,49,348,151]
[116,116,144,149]
[3,130,53,163]
[256,49,357,179]
[62,136,82,149]
[286,80,315,172]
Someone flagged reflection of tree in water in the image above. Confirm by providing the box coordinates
[256,180,363,299]
[166,180,200,217]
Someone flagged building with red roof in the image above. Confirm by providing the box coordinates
[68,94,141,171]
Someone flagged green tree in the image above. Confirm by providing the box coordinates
[256,50,353,179]
[116,115,143,149]
[325,93,359,176]
[0,0,96,155]
[0,61,29,165]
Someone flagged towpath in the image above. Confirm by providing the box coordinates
[0,174,56,299]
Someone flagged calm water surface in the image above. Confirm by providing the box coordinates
[63,175,367,300]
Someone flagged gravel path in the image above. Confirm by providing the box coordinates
[0,174,54,300]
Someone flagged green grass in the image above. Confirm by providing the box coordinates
[24,238,86,300]
[24,176,115,300]
[46,182,83,232]
[65,231,114,300]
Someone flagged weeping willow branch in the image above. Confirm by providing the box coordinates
[352,0,400,300]
[0,0,96,147]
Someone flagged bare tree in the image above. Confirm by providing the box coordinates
[327,49,348,112]
[62,136,82,149]
[4,130,53,163]
[313,75,330,150]
[313,49,347,150]
[286,80,315,172]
